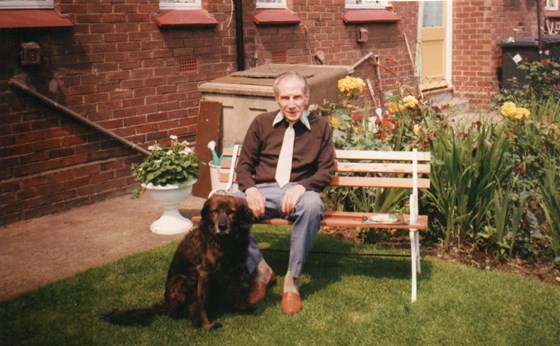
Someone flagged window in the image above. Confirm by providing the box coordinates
[345,0,389,9]
[160,0,200,11]
[545,0,558,10]
[0,0,53,9]
[257,0,286,9]
[423,1,443,27]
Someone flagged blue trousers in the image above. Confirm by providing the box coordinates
[233,182,323,277]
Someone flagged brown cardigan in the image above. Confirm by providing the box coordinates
[236,110,335,192]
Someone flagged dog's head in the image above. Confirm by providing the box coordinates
[199,195,253,237]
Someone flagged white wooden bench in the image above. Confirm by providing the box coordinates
[193,145,431,302]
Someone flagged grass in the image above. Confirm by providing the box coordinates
[1,225,560,345]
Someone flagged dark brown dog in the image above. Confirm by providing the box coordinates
[105,194,254,331]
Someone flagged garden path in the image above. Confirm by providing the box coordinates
[0,194,205,301]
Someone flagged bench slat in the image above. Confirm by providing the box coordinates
[334,162,431,174]
[331,176,430,189]
[192,214,427,230]
[221,147,431,162]
[335,149,431,162]
[219,174,431,189]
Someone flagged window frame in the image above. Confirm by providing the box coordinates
[345,0,389,10]
[545,0,558,10]
[256,0,286,9]
[0,0,53,9]
[159,0,201,11]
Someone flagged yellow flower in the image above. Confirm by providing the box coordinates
[513,107,530,119]
[329,117,341,129]
[403,96,419,108]
[337,76,365,96]
[500,101,517,117]
[413,124,422,136]
[388,102,406,113]
[500,102,530,120]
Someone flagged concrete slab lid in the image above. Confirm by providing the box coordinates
[199,64,351,96]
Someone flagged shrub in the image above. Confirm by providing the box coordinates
[539,163,560,265]
[424,123,512,248]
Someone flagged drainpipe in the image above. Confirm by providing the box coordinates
[8,78,150,156]
[536,0,543,58]
[233,0,245,71]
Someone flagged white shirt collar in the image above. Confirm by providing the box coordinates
[272,110,311,130]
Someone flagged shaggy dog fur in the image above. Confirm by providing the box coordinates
[105,194,254,331]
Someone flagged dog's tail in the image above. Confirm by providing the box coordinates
[104,301,167,326]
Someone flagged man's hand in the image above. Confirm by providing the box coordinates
[245,187,266,219]
[282,184,306,215]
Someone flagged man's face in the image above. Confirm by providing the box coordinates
[275,77,310,124]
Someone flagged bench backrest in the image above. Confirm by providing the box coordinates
[217,146,431,194]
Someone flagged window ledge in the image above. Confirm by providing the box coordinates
[545,10,560,18]
[342,9,400,24]
[0,10,73,29]
[253,9,301,26]
[155,10,218,27]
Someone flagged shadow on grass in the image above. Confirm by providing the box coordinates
[251,225,433,302]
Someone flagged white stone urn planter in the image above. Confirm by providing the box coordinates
[142,179,197,235]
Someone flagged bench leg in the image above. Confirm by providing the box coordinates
[415,230,421,274]
[409,229,419,302]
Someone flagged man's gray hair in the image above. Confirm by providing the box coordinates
[273,71,309,96]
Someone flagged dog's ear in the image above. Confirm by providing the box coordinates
[199,197,213,229]
[236,199,254,229]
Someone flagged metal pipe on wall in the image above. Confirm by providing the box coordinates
[234,0,245,71]
[8,78,150,156]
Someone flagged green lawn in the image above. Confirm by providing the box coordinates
[1,226,559,345]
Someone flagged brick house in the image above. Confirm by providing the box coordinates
[0,0,553,226]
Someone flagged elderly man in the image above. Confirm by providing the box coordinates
[234,71,335,315]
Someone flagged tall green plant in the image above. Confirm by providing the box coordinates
[425,123,512,248]
[539,163,560,264]
[479,186,526,260]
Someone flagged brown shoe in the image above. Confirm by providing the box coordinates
[281,292,302,315]
[247,271,276,305]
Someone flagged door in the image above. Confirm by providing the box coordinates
[420,0,448,91]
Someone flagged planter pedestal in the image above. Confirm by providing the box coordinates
[143,180,197,235]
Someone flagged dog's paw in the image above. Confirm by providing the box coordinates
[203,321,223,331]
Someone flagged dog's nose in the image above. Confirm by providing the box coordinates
[217,218,229,234]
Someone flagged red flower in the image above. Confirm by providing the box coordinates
[352,111,364,122]
[516,164,525,175]
[379,116,400,140]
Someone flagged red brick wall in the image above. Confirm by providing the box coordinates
[452,0,542,103]
[0,0,544,225]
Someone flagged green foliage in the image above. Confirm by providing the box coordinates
[539,163,560,264]
[317,68,560,265]
[517,59,560,99]
[131,135,201,197]
[425,123,512,248]
[496,59,560,103]
[490,94,560,261]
